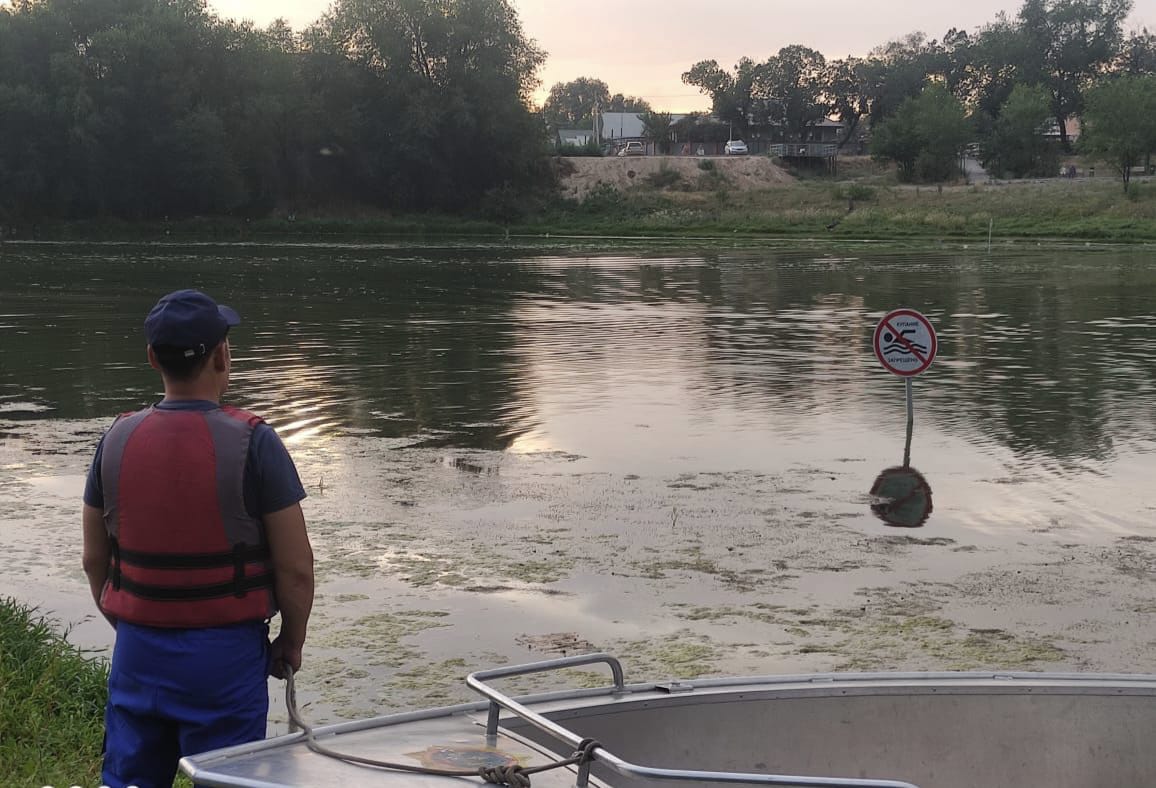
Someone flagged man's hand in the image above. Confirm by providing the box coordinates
[269,633,303,679]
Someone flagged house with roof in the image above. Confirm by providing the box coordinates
[805,118,846,144]
[599,112,646,144]
[1042,117,1081,144]
[598,112,688,154]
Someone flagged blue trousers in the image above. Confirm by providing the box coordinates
[102,620,270,788]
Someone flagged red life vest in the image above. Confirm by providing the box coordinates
[98,404,277,628]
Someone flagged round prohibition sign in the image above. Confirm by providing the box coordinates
[873,308,937,377]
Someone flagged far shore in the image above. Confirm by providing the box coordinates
[6,160,1156,245]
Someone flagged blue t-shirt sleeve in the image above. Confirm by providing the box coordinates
[246,423,307,516]
[83,435,107,509]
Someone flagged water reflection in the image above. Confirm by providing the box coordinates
[869,466,934,529]
[4,242,1156,534]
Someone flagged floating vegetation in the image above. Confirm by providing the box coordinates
[628,546,793,592]
[321,610,451,666]
[612,630,722,680]
[835,617,1066,672]
[515,632,597,655]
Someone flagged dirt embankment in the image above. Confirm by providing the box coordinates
[558,155,794,199]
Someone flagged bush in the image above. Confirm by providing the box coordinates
[872,85,971,183]
[695,168,730,192]
[556,140,603,157]
[697,159,716,172]
[982,85,1060,179]
[580,182,624,213]
[480,183,530,223]
[915,150,961,183]
[644,167,683,189]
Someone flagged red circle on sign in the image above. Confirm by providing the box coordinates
[873,309,937,377]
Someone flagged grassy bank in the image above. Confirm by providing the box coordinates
[526,175,1156,243]
[0,598,107,787]
[10,169,1156,245]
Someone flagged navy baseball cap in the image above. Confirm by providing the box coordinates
[144,289,240,359]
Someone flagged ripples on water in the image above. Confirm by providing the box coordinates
[4,242,1156,536]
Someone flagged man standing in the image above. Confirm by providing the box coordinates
[81,289,314,788]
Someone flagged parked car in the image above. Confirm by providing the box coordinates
[617,141,645,157]
[724,139,748,155]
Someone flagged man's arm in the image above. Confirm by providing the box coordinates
[81,504,116,629]
[265,502,314,678]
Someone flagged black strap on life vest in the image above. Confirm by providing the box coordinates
[107,537,273,601]
[114,572,274,602]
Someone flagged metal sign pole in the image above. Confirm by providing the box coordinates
[874,307,935,470]
[872,308,936,528]
[903,378,914,468]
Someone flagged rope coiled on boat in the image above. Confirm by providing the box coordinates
[284,666,601,786]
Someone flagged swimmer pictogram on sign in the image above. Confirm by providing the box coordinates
[873,308,937,377]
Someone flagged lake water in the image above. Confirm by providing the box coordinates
[3,240,1156,724]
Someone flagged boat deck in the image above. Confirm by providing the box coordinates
[183,655,1156,788]
[183,702,611,787]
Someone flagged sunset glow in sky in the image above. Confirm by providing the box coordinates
[211,0,1156,110]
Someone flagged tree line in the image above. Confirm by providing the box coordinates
[0,0,552,224]
[546,0,1154,186]
[5,0,1156,226]
[678,0,1154,184]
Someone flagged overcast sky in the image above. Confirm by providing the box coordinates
[186,0,1156,109]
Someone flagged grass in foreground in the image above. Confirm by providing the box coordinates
[0,598,108,787]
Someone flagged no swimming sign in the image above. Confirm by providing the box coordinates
[873,309,937,377]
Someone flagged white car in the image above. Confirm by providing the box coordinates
[724,139,748,155]
[617,141,645,157]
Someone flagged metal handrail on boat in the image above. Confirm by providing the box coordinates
[466,653,922,788]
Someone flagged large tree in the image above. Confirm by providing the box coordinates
[825,57,873,149]
[542,77,610,128]
[862,33,945,125]
[0,0,553,220]
[1081,74,1156,191]
[684,47,831,142]
[0,0,248,219]
[1017,0,1132,150]
[682,57,763,135]
[1117,28,1156,75]
[321,0,549,210]
[606,93,651,113]
[639,111,674,154]
[966,14,1032,121]
[871,85,972,182]
[540,80,651,132]
[757,45,830,142]
[982,84,1057,177]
